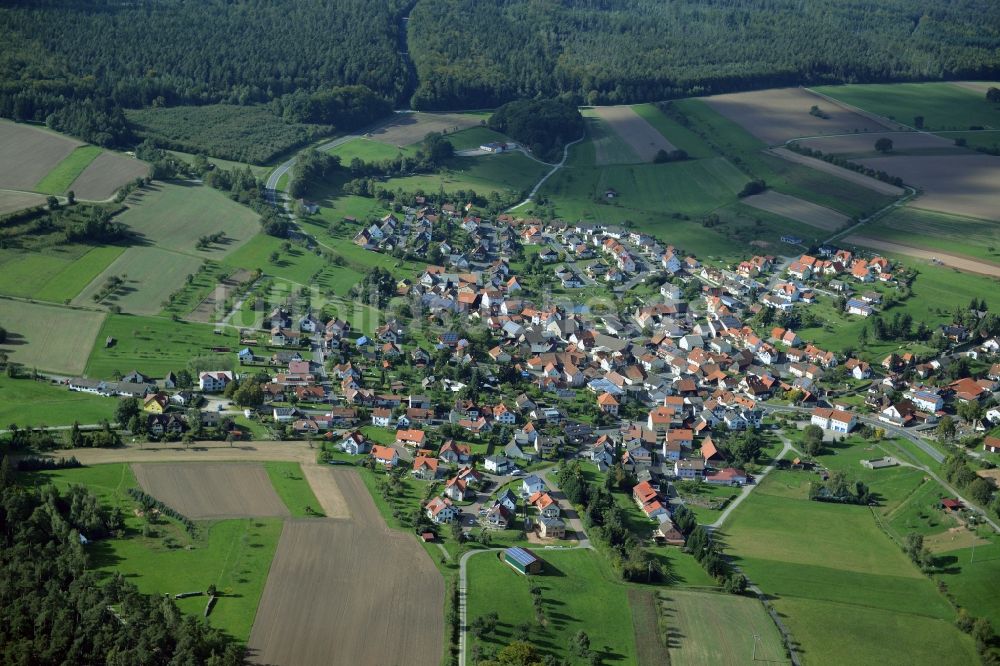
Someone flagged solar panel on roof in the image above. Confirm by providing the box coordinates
[505,547,538,567]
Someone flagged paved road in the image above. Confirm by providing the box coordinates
[507,135,585,211]
[709,436,795,529]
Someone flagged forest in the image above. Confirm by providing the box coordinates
[0,461,243,665]
[408,0,1000,108]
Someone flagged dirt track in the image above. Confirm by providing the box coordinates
[247,471,444,666]
[844,235,1000,278]
[704,87,890,145]
[591,105,676,161]
[768,147,904,196]
[132,462,289,519]
[741,190,849,231]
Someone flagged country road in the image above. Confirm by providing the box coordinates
[709,436,796,529]
[507,135,585,211]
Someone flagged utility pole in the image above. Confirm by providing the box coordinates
[752,632,761,661]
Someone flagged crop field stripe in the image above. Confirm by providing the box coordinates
[34,145,102,194]
[628,589,670,666]
[0,297,106,375]
[131,462,290,519]
[68,151,150,201]
[0,119,83,190]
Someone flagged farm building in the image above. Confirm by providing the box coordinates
[503,547,543,575]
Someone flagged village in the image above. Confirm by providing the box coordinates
[54,198,1000,550]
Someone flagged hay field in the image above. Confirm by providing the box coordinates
[858,154,1000,221]
[591,105,677,161]
[797,131,956,156]
[703,87,890,144]
[132,463,290,519]
[951,81,1000,95]
[844,235,1000,278]
[768,147,905,196]
[73,246,203,315]
[117,183,267,256]
[248,470,443,666]
[659,589,788,666]
[68,151,149,200]
[366,111,485,146]
[0,298,105,374]
[584,112,641,165]
[0,120,82,190]
[0,190,46,215]
[742,190,850,231]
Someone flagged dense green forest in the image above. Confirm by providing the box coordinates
[0,0,411,146]
[0,462,242,665]
[488,99,584,162]
[408,0,1000,108]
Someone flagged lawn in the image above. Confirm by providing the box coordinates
[0,244,125,302]
[659,589,787,665]
[722,471,975,664]
[813,82,1000,131]
[263,461,324,518]
[861,206,1000,264]
[0,298,106,375]
[22,463,284,643]
[116,182,261,257]
[223,234,326,286]
[0,374,115,428]
[465,548,638,665]
[34,145,103,194]
[85,313,237,379]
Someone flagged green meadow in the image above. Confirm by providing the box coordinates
[0,374,115,427]
[813,82,1000,131]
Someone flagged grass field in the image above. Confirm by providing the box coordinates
[223,234,327,285]
[22,463,282,642]
[34,145,102,194]
[814,82,1000,131]
[379,152,547,197]
[72,245,204,315]
[631,104,717,159]
[860,206,1000,264]
[0,374,114,427]
[446,126,510,151]
[465,548,637,665]
[263,462,325,518]
[116,183,261,256]
[84,314,236,379]
[325,137,417,163]
[583,111,642,165]
[167,150,271,179]
[933,538,1000,628]
[0,298,105,374]
[722,470,975,664]
[659,589,787,665]
[0,244,125,302]
[628,589,671,666]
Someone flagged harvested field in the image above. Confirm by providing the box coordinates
[0,120,82,190]
[951,81,1000,95]
[248,470,443,666]
[0,297,105,375]
[857,154,1000,221]
[68,151,149,201]
[299,463,351,519]
[591,105,676,162]
[366,111,484,147]
[132,462,290,519]
[844,235,1000,278]
[769,147,905,196]
[923,526,991,554]
[798,131,956,156]
[187,268,254,323]
[742,190,850,231]
[0,189,47,215]
[117,183,261,256]
[72,245,203,315]
[44,440,318,466]
[704,87,891,145]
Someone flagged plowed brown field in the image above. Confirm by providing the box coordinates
[0,120,81,190]
[247,471,443,666]
[132,462,290,519]
[68,151,150,201]
[592,105,676,161]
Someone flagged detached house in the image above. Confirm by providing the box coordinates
[426,497,458,524]
[199,371,234,393]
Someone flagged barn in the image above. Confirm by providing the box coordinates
[503,547,543,575]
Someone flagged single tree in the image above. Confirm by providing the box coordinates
[875,137,894,153]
